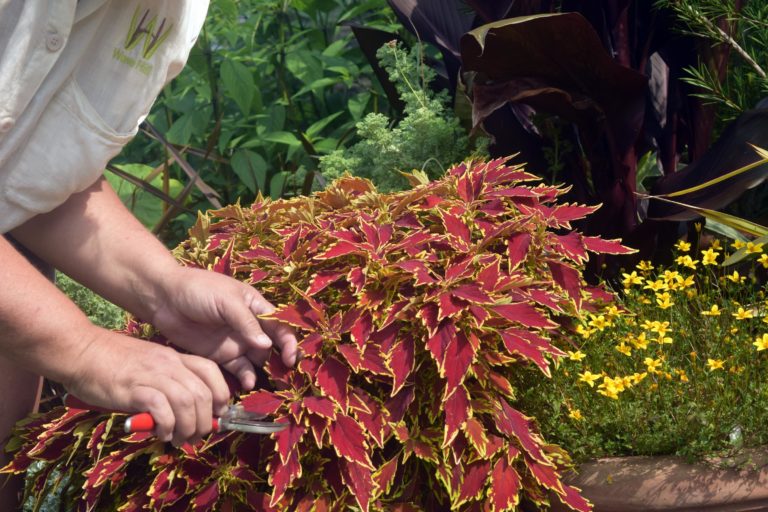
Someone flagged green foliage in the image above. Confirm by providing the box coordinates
[319,42,476,191]
[520,241,768,463]
[655,0,768,121]
[55,273,125,330]
[114,0,397,245]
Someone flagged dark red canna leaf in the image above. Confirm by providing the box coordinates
[582,235,636,255]
[443,385,470,448]
[303,396,337,420]
[316,356,350,412]
[340,459,374,512]
[495,401,548,464]
[490,457,521,511]
[458,460,491,503]
[240,389,284,417]
[328,414,373,470]
[491,303,556,329]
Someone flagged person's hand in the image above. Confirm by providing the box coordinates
[66,327,230,446]
[147,267,298,390]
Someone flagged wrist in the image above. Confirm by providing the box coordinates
[127,258,183,321]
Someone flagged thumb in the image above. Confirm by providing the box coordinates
[218,291,273,350]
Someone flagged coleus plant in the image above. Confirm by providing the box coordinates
[3,159,634,511]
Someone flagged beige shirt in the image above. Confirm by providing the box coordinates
[0,0,209,233]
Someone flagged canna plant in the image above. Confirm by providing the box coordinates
[3,159,634,511]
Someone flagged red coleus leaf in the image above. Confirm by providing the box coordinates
[452,283,493,304]
[464,417,490,458]
[307,270,345,295]
[491,302,557,329]
[477,257,502,292]
[438,291,465,321]
[385,386,414,424]
[316,356,349,412]
[275,423,306,465]
[303,396,337,420]
[307,413,327,448]
[340,459,374,512]
[269,300,322,331]
[553,232,588,263]
[426,320,456,371]
[490,457,521,511]
[298,332,324,358]
[443,385,470,448]
[441,211,472,251]
[548,260,583,307]
[418,302,440,335]
[240,389,284,417]
[395,259,437,285]
[350,310,373,347]
[387,333,415,396]
[495,401,548,464]
[582,235,636,255]
[507,232,531,270]
[557,483,594,512]
[328,414,373,470]
[191,481,219,511]
[443,331,475,398]
[211,240,234,275]
[445,255,474,281]
[525,456,565,495]
[458,460,491,504]
[500,330,553,377]
[315,240,363,260]
[360,344,389,376]
[347,266,366,294]
[269,449,301,508]
[336,344,363,373]
[373,455,399,496]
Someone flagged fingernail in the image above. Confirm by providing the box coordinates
[163,433,173,443]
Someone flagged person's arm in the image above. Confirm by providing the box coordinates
[10,177,298,388]
[0,236,230,445]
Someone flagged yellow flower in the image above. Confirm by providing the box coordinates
[657,335,673,345]
[701,248,720,266]
[690,351,697,360]
[650,321,672,337]
[605,305,621,318]
[754,334,768,351]
[662,270,680,283]
[597,376,623,399]
[644,357,662,374]
[655,292,674,310]
[707,358,725,371]
[576,324,596,339]
[745,241,764,254]
[568,409,583,421]
[701,304,721,316]
[637,260,654,272]
[579,371,601,387]
[676,369,689,383]
[733,307,754,320]
[567,350,586,361]
[631,332,649,350]
[588,314,611,331]
[615,342,632,356]
[675,255,699,270]
[643,279,668,292]
[621,270,645,288]
[631,372,648,384]
[727,271,746,284]
[731,240,746,250]
[679,274,695,288]
[711,239,722,250]
[759,254,768,269]
[675,240,691,252]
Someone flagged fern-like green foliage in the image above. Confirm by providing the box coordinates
[655,0,768,121]
[319,42,474,191]
[55,273,125,330]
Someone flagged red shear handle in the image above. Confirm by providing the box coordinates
[124,413,220,433]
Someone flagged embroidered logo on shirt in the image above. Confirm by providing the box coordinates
[112,6,174,76]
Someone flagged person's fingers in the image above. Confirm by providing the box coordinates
[246,347,271,369]
[181,355,231,416]
[256,316,298,367]
[220,356,257,391]
[129,386,175,442]
[164,374,209,446]
[217,290,272,350]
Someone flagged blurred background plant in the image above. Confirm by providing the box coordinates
[518,239,768,463]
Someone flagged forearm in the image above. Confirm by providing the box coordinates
[0,237,100,387]
[9,177,179,320]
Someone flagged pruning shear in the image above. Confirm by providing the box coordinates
[64,395,287,435]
